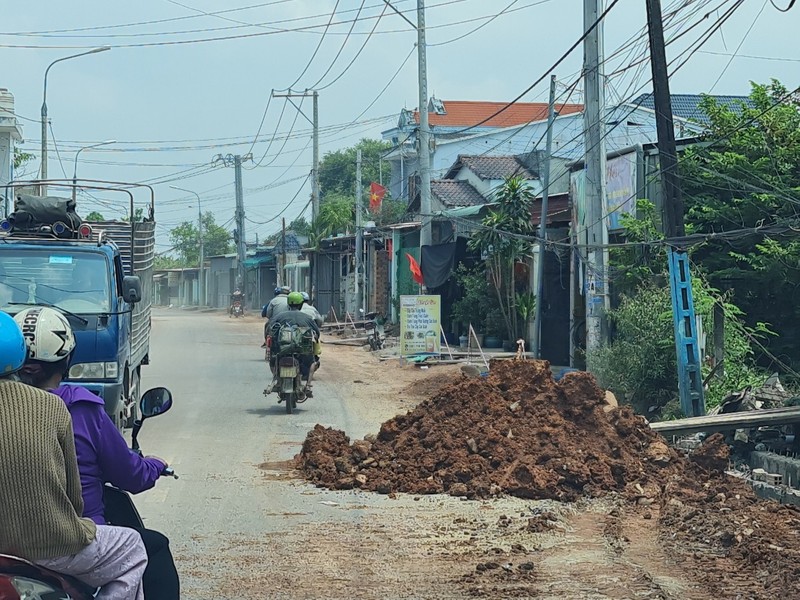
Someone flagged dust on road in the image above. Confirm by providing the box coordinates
[154,313,795,599]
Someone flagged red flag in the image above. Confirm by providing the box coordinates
[369,182,387,213]
[405,253,424,285]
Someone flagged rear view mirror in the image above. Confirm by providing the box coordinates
[122,276,142,304]
[140,387,173,419]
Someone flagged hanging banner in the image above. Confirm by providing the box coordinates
[399,295,441,356]
[605,154,637,231]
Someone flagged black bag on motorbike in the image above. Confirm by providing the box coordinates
[11,194,83,232]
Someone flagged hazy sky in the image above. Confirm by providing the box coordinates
[2,0,796,251]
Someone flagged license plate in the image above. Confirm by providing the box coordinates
[279,367,298,378]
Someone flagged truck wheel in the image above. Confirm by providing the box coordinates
[124,369,140,429]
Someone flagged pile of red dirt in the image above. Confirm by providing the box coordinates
[298,359,685,500]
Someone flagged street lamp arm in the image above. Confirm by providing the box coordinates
[73,140,116,180]
[43,47,111,107]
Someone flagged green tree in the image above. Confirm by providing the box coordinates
[680,80,800,370]
[287,215,311,237]
[169,212,232,266]
[85,211,105,222]
[468,176,535,340]
[154,255,182,269]
[122,207,145,223]
[13,148,35,179]
[318,138,392,198]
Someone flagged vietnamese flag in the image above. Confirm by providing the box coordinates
[369,182,387,213]
[405,253,424,285]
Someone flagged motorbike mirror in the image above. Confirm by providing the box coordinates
[139,387,173,419]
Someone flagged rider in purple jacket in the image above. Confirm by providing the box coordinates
[52,384,164,524]
[14,307,179,600]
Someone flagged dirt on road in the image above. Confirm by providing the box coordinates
[290,355,800,599]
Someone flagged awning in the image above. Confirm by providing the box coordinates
[243,255,275,268]
[439,204,491,218]
[283,260,310,271]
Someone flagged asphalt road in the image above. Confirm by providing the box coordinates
[134,309,425,598]
[129,309,711,600]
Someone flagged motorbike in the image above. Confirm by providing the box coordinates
[0,387,177,600]
[362,311,385,351]
[230,299,244,318]
[264,323,315,415]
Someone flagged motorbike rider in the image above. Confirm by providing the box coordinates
[300,291,324,327]
[13,306,180,600]
[261,285,290,348]
[300,292,323,365]
[268,291,320,393]
[230,287,245,316]
[0,310,148,600]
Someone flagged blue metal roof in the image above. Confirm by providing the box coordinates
[631,93,754,124]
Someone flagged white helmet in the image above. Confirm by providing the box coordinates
[13,306,76,362]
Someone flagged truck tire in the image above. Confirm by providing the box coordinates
[124,368,140,429]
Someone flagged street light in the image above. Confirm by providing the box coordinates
[41,46,111,195]
[170,185,205,306]
[72,140,115,201]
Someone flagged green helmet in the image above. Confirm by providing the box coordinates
[287,291,304,307]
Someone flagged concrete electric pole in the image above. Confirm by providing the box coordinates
[355,148,363,317]
[583,0,609,364]
[417,0,432,253]
[532,75,558,359]
[212,153,252,289]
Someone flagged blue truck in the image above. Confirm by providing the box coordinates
[0,180,155,428]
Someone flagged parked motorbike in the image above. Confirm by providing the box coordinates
[230,299,244,318]
[264,323,315,414]
[0,387,177,600]
[362,310,385,351]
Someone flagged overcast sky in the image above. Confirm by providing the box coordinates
[2,0,796,251]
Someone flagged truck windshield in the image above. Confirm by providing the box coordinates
[0,250,112,314]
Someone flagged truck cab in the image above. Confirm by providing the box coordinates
[1,181,155,428]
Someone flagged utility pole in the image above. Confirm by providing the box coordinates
[583,0,609,364]
[272,90,319,221]
[355,148,363,317]
[532,75,558,359]
[646,0,704,416]
[417,0,433,254]
[212,153,252,290]
[170,185,204,306]
[646,0,683,237]
[281,217,287,287]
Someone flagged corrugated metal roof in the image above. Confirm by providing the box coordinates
[631,93,753,123]
[413,100,583,129]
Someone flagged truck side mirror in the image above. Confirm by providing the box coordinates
[122,276,142,304]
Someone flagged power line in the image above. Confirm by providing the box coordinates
[445,0,622,137]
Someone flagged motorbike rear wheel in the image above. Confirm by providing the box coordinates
[282,391,295,414]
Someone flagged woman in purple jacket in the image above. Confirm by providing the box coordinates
[15,307,180,600]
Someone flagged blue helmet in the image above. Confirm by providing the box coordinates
[0,311,26,376]
[300,292,310,302]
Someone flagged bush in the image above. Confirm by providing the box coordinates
[589,278,769,417]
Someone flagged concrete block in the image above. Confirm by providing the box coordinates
[766,473,783,486]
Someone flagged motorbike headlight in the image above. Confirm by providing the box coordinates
[69,361,118,379]
[9,576,63,600]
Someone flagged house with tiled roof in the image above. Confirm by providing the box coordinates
[381,94,744,204]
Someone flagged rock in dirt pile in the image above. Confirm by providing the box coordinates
[297,359,682,500]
